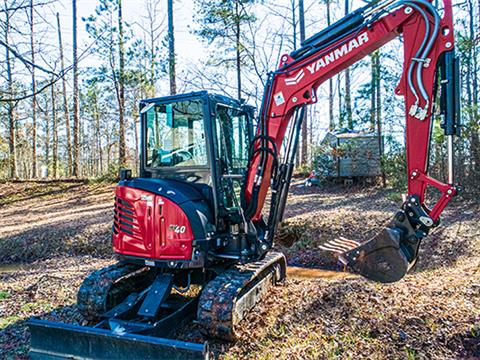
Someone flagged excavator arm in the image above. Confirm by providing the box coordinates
[242,0,460,283]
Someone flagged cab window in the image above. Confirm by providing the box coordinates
[144,99,207,167]
[215,104,251,211]
[215,105,250,171]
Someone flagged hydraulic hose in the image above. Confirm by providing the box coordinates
[243,74,276,220]
[387,0,441,106]
[400,2,431,105]
[413,0,441,104]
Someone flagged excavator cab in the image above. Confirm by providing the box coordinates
[139,91,254,221]
[106,91,258,271]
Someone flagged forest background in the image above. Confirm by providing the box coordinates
[0,0,478,195]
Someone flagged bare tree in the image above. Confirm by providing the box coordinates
[167,0,176,95]
[4,0,17,178]
[344,0,352,129]
[466,0,480,176]
[374,51,386,186]
[72,0,80,176]
[299,0,308,166]
[29,0,37,178]
[57,12,72,176]
[370,51,377,131]
[118,0,126,167]
[51,80,58,178]
[139,0,165,97]
[327,0,334,130]
[338,75,342,126]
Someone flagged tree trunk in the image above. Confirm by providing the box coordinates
[345,69,352,129]
[374,50,386,186]
[45,104,50,174]
[235,0,242,100]
[291,0,297,50]
[299,0,308,166]
[327,0,334,130]
[92,89,103,176]
[51,82,58,178]
[344,0,353,129]
[338,76,343,127]
[79,114,85,175]
[168,0,177,95]
[72,0,80,177]
[370,52,377,131]
[133,99,140,174]
[149,6,155,96]
[5,3,16,179]
[469,0,480,175]
[118,0,127,167]
[30,0,37,178]
[57,13,72,176]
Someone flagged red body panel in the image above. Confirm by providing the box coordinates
[113,186,194,261]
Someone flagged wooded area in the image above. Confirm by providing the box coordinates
[1,2,479,357]
[0,0,478,193]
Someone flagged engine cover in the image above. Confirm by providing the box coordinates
[112,178,213,264]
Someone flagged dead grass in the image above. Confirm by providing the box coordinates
[0,181,478,359]
[0,181,115,263]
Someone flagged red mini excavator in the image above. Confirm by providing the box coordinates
[28,0,460,358]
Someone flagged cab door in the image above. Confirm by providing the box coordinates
[214,104,252,214]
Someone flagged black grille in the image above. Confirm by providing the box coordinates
[114,196,142,239]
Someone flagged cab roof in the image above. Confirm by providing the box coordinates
[139,91,254,112]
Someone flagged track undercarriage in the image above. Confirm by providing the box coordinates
[28,252,287,359]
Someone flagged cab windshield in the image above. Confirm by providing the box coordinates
[144,99,208,168]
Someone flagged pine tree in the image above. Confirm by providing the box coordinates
[194,0,257,100]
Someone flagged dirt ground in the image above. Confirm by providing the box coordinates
[0,181,479,359]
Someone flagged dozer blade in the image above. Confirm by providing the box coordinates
[324,227,410,283]
[28,319,208,360]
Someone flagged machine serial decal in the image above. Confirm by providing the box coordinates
[169,224,186,234]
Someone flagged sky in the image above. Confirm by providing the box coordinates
[53,0,207,90]
[8,0,413,142]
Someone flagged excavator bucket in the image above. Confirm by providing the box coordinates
[28,319,209,360]
[321,227,411,283]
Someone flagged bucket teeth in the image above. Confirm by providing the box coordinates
[338,237,360,246]
[319,237,359,253]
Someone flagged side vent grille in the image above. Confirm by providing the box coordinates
[114,197,142,240]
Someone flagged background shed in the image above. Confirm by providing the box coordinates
[317,130,382,179]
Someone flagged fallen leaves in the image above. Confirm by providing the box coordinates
[0,182,478,359]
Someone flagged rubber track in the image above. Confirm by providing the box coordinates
[77,263,148,320]
[196,252,286,340]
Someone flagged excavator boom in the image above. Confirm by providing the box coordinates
[242,0,460,282]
